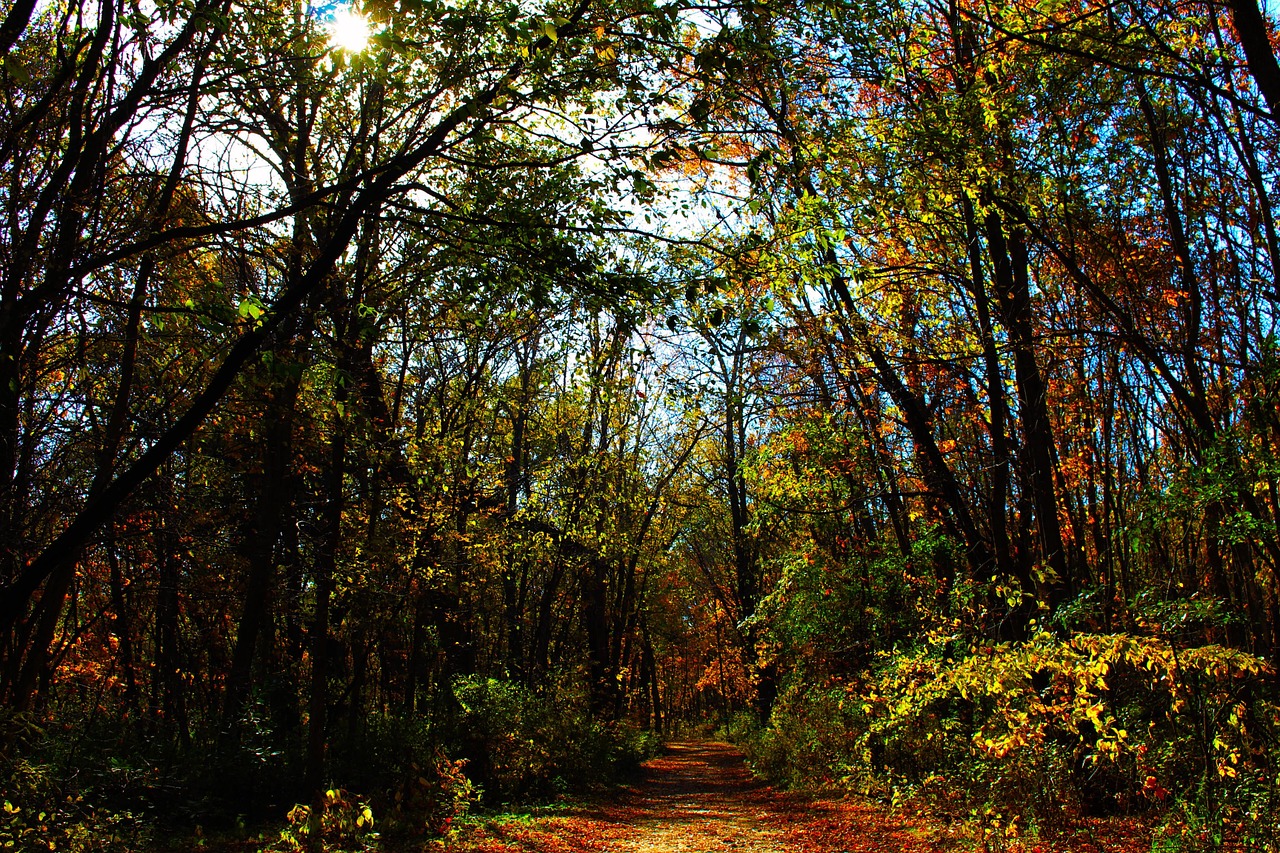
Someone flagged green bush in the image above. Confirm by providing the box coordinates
[736,687,865,791]
[449,675,656,803]
[745,631,1280,844]
[1,757,149,852]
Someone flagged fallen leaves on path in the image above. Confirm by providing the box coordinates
[433,743,1165,853]
[436,742,946,853]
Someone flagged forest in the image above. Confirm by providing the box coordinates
[1,0,1279,848]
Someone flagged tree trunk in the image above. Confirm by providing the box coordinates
[985,210,1071,615]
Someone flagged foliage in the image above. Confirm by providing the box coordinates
[0,758,149,852]
[265,788,376,852]
[1,0,1279,840]
[387,753,477,837]
[742,631,1280,844]
[449,676,657,803]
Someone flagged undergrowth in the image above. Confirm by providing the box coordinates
[735,630,1280,852]
[1,675,659,852]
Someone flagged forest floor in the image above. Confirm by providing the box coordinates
[434,742,1153,853]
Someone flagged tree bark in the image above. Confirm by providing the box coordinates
[1229,0,1280,118]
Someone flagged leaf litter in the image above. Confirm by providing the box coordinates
[437,741,949,853]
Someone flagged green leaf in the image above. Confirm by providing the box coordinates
[3,55,31,85]
[237,297,265,322]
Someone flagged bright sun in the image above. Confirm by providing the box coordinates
[327,7,370,52]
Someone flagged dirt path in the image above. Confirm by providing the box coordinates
[609,742,785,853]
[448,741,942,853]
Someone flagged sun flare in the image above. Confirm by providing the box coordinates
[327,6,370,52]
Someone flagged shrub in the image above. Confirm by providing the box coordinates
[448,675,657,803]
[0,757,150,853]
[747,630,1280,843]
[265,788,376,852]
[384,752,476,838]
[736,687,865,791]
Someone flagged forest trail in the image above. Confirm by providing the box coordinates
[450,741,943,853]
[608,741,785,853]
